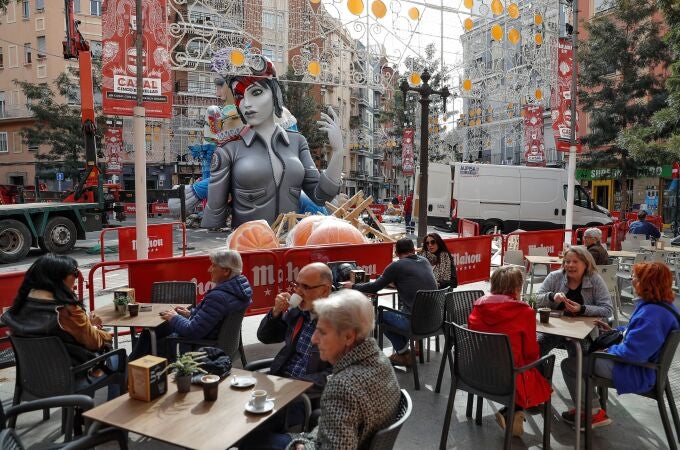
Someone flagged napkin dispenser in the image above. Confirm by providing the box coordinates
[128,355,167,401]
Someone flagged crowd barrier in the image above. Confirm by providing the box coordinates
[123,202,173,217]
[0,271,84,309]
[457,218,479,237]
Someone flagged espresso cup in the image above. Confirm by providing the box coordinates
[128,303,140,317]
[538,307,551,324]
[288,293,303,309]
[250,389,268,409]
[201,374,220,401]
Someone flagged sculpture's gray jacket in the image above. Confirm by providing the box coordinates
[201,125,341,228]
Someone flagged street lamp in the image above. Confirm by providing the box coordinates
[399,68,451,242]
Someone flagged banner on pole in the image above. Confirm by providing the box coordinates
[523,105,546,166]
[103,127,123,175]
[551,38,581,153]
[101,0,173,118]
[402,128,415,176]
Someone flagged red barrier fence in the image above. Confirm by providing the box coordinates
[0,271,84,309]
[457,218,480,237]
[443,235,494,285]
[572,221,629,251]
[123,202,173,216]
[506,229,567,257]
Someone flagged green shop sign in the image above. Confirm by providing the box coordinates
[576,165,671,180]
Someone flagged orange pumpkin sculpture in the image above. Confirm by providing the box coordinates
[288,215,326,247]
[306,219,367,246]
[228,220,279,251]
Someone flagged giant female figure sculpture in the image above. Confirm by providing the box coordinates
[201,55,344,228]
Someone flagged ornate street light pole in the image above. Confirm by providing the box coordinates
[400,69,451,242]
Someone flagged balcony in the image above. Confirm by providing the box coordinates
[371,174,384,182]
[0,105,33,120]
[372,150,384,159]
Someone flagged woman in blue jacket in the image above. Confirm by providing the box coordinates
[561,262,680,429]
[130,248,252,359]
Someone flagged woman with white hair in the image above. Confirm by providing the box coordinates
[583,227,609,265]
[285,290,401,450]
[130,247,252,359]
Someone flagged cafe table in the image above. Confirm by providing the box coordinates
[83,368,313,450]
[93,303,190,355]
[536,313,598,450]
[607,250,638,259]
[524,255,563,295]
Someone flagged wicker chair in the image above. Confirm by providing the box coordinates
[439,323,555,450]
[584,330,680,450]
[368,389,413,450]
[377,288,448,390]
[0,334,15,370]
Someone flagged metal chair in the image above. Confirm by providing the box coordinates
[166,308,248,366]
[378,288,448,390]
[584,330,680,450]
[524,247,550,295]
[434,290,485,393]
[439,323,555,450]
[368,389,413,450]
[9,336,127,440]
[0,395,128,449]
[151,281,197,307]
[596,264,621,326]
[0,334,15,370]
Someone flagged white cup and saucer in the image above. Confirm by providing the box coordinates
[288,293,303,309]
[245,389,274,414]
[230,375,257,388]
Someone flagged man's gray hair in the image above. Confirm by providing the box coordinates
[584,227,602,241]
[314,290,374,342]
[209,247,242,277]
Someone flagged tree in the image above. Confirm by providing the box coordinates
[578,0,669,211]
[619,0,680,164]
[15,67,106,184]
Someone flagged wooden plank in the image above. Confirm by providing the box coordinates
[271,213,284,234]
[366,208,387,235]
[344,196,374,222]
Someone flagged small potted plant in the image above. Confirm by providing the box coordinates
[113,295,130,315]
[525,293,538,310]
[161,351,208,393]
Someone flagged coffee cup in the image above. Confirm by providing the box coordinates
[250,389,268,410]
[201,374,220,401]
[128,303,140,317]
[538,307,551,324]
[288,293,303,309]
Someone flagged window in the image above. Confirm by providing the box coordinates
[0,133,8,153]
[262,11,275,29]
[0,93,5,117]
[6,1,16,22]
[36,64,46,78]
[12,132,23,153]
[36,36,46,58]
[262,47,274,60]
[74,0,80,13]
[0,48,3,68]
[89,40,102,60]
[35,17,45,31]
[36,0,44,11]
[90,0,101,16]
[22,0,29,18]
[24,43,32,64]
[594,0,614,13]
[8,46,18,67]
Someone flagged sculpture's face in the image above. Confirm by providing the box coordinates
[215,78,230,101]
[239,82,275,127]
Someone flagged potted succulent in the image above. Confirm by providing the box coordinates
[113,295,130,315]
[525,293,538,310]
[161,351,208,393]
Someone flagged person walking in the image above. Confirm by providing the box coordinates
[403,191,414,234]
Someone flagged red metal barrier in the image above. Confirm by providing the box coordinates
[505,229,567,257]
[457,218,480,237]
[1,270,84,308]
[443,235,494,285]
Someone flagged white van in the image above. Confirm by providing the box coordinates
[416,162,612,233]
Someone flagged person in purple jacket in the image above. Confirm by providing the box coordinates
[130,248,252,359]
[561,262,680,429]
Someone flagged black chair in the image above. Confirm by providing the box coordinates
[377,288,448,390]
[9,336,127,440]
[439,323,555,450]
[435,290,485,393]
[151,281,198,307]
[368,389,413,450]
[584,330,680,450]
[166,308,248,366]
[0,334,15,370]
[0,395,128,449]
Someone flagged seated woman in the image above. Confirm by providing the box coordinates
[419,232,457,289]
[2,254,121,399]
[468,266,552,437]
[561,261,680,429]
[130,248,252,360]
[535,246,613,355]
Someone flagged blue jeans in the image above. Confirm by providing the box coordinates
[381,311,410,354]
[404,214,414,233]
[74,354,122,400]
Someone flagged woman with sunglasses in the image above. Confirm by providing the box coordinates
[419,233,458,289]
[201,55,344,229]
[2,254,122,399]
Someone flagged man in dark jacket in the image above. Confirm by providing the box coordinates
[130,248,252,359]
[584,227,609,265]
[628,210,661,239]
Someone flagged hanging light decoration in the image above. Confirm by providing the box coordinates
[408,7,420,20]
[534,13,543,25]
[310,0,321,3]
[462,79,472,91]
[464,18,473,31]
[508,28,520,45]
[230,49,245,66]
[307,61,321,77]
[534,33,544,45]
[508,3,519,19]
[347,0,364,16]
[491,0,504,16]
[535,88,543,100]
[491,24,504,41]
[371,0,387,18]
[464,0,474,9]
[409,72,422,85]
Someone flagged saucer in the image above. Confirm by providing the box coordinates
[231,376,257,388]
[245,399,274,414]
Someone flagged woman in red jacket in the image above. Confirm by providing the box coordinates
[468,265,552,438]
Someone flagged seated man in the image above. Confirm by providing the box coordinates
[628,210,661,240]
[584,227,609,265]
[346,238,437,366]
[130,248,252,360]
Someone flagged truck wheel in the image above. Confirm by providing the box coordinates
[0,219,32,263]
[39,216,77,254]
[481,220,502,235]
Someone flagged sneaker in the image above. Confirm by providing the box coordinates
[561,409,612,430]
[388,352,412,367]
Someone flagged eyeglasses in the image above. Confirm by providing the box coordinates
[425,240,437,246]
[289,281,328,291]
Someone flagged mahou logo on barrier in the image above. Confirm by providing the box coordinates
[118,224,173,260]
[444,236,493,285]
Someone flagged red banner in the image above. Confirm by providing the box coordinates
[551,38,580,152]
[118,223,173,260]
[507,230,566,257]
[523,105,546,166]
[123,203,137,214]
[101,0,173,118]
[443,236,493,285]
[402,128,415,177]
[103,127,123,175]
[151,203,170,215]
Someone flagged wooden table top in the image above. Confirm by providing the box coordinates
[83,368,313,450]
[608,250,638,258]
[525,255,563,265]
[535,313,598,340]
[93,303,190,328]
